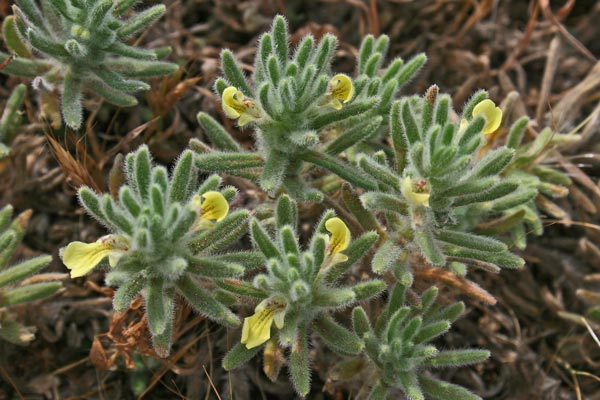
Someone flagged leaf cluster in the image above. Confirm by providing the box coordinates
[1,0,178,128]
[77,145,253,356]
[0,205,61,344]
[195,16,426,200]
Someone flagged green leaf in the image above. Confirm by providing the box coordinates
[271,15,289,67]
[506,116,529,149]
[250,218,281,259]
[280,226,300,256]
[352,306,372,337]
[415,229,445,266]
[223,342,262,370]
[369,382,390,400]
[357,154,401,191]
[261,149,288,194]
[187,257,244,278]
[489,188,538,212]
[14,0,45,32]
[117,4,166,39]
[423,349,490,368]
[444,247,524,269]
[177,275,239,327]
[312,98,378,130]
[1,282,61,306]
[146,278,167,335]
[293,35,314,68]
[325,231,378,283]
[195,152,264,172]
[372,241,403,273]
[151,287,175,358]
[301,150,378,191]
[112,273,146,312]
[313,288,356,308]
[2,16,31,57]
[420,375,482,400]
[196,112,241,151]
[436,230,507,253]
[398,371,424,400]
[61,72,82,129]
[85,78,139,107]
[313,314,363,356]
[0,255,52,287]
[471,147,514,178]
[462,90,488,120]
[452,181,519,207]
[107,59,178,78]
[323,116,383,156]
[414,320,450,343]
[192,209,249,252]
[351,280,386,301]
[220,49,253,96]
[397,53,427,87]
[211,252,265,270]
[215,279,266,298]
[290,325,311,396]
[168,150,194,203]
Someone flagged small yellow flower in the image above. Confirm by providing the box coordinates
[191,191,229,230]
[472,99,502,134]
[61,235,130,278]
[241,298,286,349]
[325,217,351,264]
[221,87,262,126]
[402,176,430,208]
[322,74,354,110]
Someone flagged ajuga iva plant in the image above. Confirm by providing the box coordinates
[59,145,254,357]
[0,205,61,344]
[481,116,573,250]
[357,88,528,277]
[220,194,385,396]
[350,283,489,400]
[194,16,426,201]
[1,0,178,129]
[0,84,26,159]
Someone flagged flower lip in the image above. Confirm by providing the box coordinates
[472,99,502,134]
[402,176,430,208]
[325,217,350,264]
[200,191,229,222]
[61,234,130,278]
[322,74,355,110]
[241,298,287,349]
[221,86,262,126]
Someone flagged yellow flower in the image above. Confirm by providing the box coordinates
[191,191,229,230]
[472,99,502,134]
[325,217,350,264]
[322,74,354,110]
[221,86,262,126]
[61,235,131,278]
[241,299,286,349]
[402,176,430,208]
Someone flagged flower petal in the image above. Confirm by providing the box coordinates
[402,176,430,207]
[201,191,229,221]
[330,74,354,103]
[273,309,286,329]
[325,217,351,255]
[61,241,113,278]
[222,87,244,119]
[473,99,502,134]
[241,308,274,349]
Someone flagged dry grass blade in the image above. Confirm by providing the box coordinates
[45,134,100,192]
[538,0,596,63]
[415,266,498,305]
